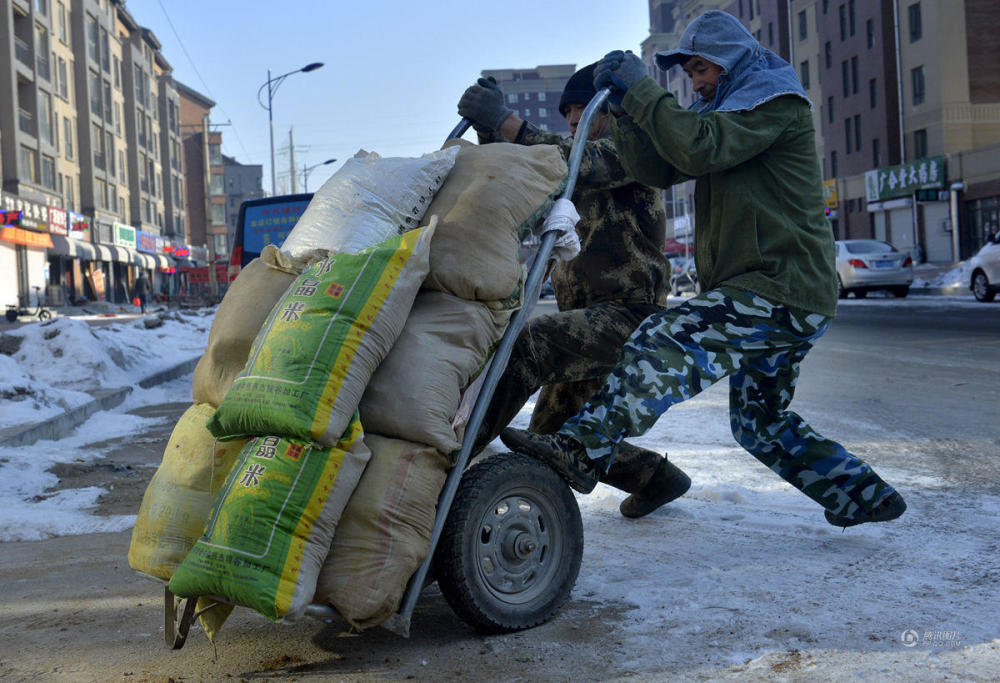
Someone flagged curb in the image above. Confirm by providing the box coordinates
[909,286,969,297]
[0,356,201,448]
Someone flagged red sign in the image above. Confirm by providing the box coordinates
[179,264,234,283]
[48,207,69,236]
[174,247,190,258]
[2,210,20,228]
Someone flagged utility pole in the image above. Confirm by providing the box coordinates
[203,114,217,298]
[289,128,297,194]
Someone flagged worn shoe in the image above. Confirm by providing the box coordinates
[619,457,692,519]
[499,428,600,493]
[601,442,691,518]
[825,491,907,528]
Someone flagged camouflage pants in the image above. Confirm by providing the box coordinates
[560,286,896,517]
[474,300,663,452]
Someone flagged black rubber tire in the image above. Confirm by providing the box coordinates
[435,451,583,634]
[38,309,52,320]
[891,286,909,298]
[5,308,18,322]
[972,270,996,302]
[854,288,868,298]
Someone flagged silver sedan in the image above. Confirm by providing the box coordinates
[835,239,914,299]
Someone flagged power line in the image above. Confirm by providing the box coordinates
[153,0,253,163]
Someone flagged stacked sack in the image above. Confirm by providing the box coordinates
[129,148,459,629]
[314,139,569,630]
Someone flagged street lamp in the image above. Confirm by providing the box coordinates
[257,62,324,196]
[301,158,337,193]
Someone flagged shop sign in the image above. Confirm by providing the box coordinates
[1,226,55,248]
[155,236,166,253]
[113,222,137,249]
[823,179,839,209]
[173,246,190,258]
[48,206,69,236]
[865,156,945,203]
[190,245,209,261]
[0,191,50,231]
[136,230,158,253]
[89,266,107,302]
[68,211,90,241]
[2,210,20,227]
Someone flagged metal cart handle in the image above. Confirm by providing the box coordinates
[386,88,612,636]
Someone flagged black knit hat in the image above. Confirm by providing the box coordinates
[559,62,599,116]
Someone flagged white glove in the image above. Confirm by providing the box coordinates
[541,198,581,261]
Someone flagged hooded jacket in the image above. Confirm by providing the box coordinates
[610,12,837,317]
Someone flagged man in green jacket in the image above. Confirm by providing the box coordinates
[502,10,905,528]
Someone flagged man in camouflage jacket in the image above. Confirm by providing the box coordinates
[458,62,691,518]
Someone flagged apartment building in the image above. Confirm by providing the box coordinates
[480,64,575,137]
[222,154,262,252]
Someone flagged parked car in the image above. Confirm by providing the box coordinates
[834,239,913,298]
[669,256,698,295]
[969,232,1000,302]
[540,277,555,299]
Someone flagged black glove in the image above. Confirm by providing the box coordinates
[458,76,513,132]
[594,50,648,106]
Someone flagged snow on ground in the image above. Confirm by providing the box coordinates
[1,303,998,674]
[0,310,211,431]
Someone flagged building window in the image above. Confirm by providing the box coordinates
[93,123,105,170]
[210,203,226,225]
[100,28,109,73]
[87,14,99,62]
[57,1,68,44]
[738,0,743,17]
[36,26,50,81]
[849,0,856,36]
[119,150,126,184]
[214,233,227,256]
[539,107,548,117]
[869,78,877,108]
[63,116,73,159]
[800,60,810,89]
[827,96,834,123]
[106,132,114,176]
[851,56,859,94]
[798,11,807,40]
[914,129,927,158]
[845,118,852,154]
[210,173,224,195]
[20,146,37,183]
[768,22,774,46]
[866,19,875,48]
[39,91,54,146]
[839,4,847,41]
[872,138,881,167]
[825,41,832,69]
[103,81,112,124]
[912,65,925,105]
[36,0,48,17]
[831,150,838,177]
[823,0,830,13]
[841,60,849,97]
[749,0,754,20]
[113,55,120,89]
[506,93,517,104]
[909,2,922,42]
[853,113,861,151]
[57,57,68,98]
[89,70,101,116]
[538,91,546,102]
[209,143,222,166]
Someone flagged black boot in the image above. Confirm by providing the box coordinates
[602,442,691,518]
[499,428,600,493]
[825,491,907,528]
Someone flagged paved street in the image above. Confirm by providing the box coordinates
[2,295,998,680]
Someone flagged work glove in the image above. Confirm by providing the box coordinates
[458,77,513,133]
[594,50,648,106]
[541,198,581,262]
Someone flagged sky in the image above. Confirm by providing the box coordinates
[121,0,653,194]
[1,286,998,676]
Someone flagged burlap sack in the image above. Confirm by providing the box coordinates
[192,245,301,407]
[208,223,435,447]
[169,418,370,622]
[128,403,248,580]
[280,147,458,258]
[422,139,567,301]
[359,290,510,454]
[314,434,449,630]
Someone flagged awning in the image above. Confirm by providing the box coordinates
[1,226,54,249]
[152,253,172,268]
[49,235,98,260]
[139,253,156,269]
[107,245,132,263]
[94,244,115,261]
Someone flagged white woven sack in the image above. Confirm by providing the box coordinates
[280,147,458,258]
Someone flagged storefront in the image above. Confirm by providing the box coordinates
[1,192,56,308]
[865,156,950,262]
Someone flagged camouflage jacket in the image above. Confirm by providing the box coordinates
[483,121,670,311]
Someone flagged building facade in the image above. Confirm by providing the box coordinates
[222,153,262,255]
[481,64,576,137]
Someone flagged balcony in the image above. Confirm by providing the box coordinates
[14,36,31,68]
[18,107,33,135]
[36,53,50,82]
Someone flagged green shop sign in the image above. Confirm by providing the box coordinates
[865,156,945,202]
[113,222,137,249]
